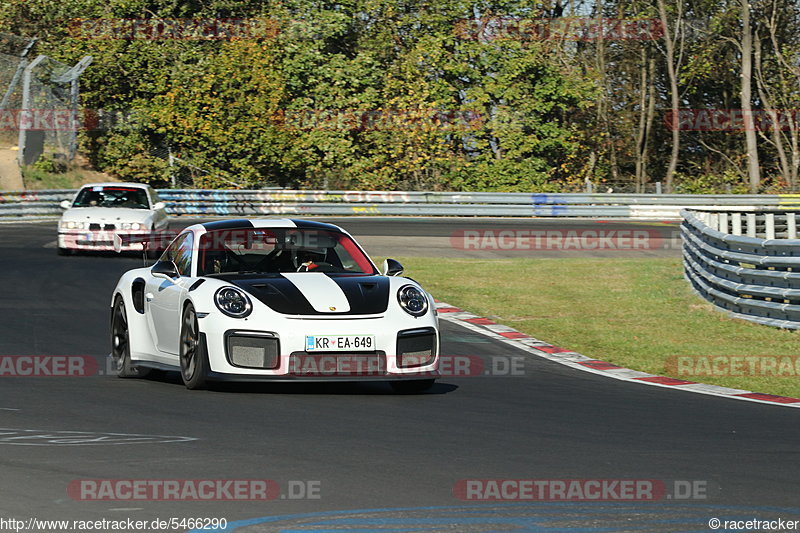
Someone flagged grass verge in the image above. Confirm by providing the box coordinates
[385,255,800,398]
[21,155,112,190]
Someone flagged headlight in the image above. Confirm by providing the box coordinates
[215,286,252,318]
[121,222,143,230]
[397,285,429,317]
[61,221,85,230]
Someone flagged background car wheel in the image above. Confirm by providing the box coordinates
[180,303,209,390]
[111,296,150,378]
[57,247,73,256]
[390,379,436,393]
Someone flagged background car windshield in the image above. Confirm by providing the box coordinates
[73,187,149,209]
[198,228,377,276]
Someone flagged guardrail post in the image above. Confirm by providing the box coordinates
[765,213,776,239]
[719,212,728,234]
[731,213,742,235]
[746,213,757,238]
[682,208,800,329]
[787,213,797,239]
[709,212,719,232]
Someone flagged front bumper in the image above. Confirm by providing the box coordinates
[199,312,440,380]
[58,229,151,252]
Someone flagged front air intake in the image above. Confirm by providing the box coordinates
[225,332,280,369]
[396,327,437,368]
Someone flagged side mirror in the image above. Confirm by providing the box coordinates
[153,201,166,210]
[151,260,179,280]
[382,258,404,277]
[59,200,71,209]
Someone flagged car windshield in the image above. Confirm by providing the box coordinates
[73,186,150,209]
[197,228,378,276]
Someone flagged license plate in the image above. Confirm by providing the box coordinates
[305,335,375,352]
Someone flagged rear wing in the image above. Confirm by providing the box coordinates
[113,231,178,254]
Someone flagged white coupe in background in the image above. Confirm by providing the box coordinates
[58,182,169,255]
[109,219,441,392]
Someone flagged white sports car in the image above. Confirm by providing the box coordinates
[110,219,440,391]
[58,182,169,255]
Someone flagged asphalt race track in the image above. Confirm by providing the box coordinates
[0,220,798,532]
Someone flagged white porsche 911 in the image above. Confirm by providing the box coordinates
[58,182,169,255]
[110,219,440,392]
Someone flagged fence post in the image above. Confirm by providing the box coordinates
[765,213,776,239]
[787,213,797,239]
[731,213,742,235]
[719,212,728,234]
[746,213,757,238]
[17,54,46,166]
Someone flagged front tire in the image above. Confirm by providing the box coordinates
[180,303,209,390]
[390,379,436,394]
[111,296,150,378]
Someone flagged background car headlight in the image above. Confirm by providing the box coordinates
[215,286,252,318]
[121,222,144,230]
[61,221,85,230]
[398,285,429,317]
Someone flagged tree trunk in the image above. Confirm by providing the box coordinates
[635,49,648,193]
[740,0,761,192]
[657,0,680,193]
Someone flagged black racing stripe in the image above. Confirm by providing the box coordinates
[215,274,317,315]
[202,219,254,231]
[289,219,342,232]
[327,274,390,314]
[213,273,389,315]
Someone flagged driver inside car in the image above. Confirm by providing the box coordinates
[294,248,326,271]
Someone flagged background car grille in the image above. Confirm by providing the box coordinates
[75,240,114,246]
[226,333,280,369]
[88,223,116,231]
[396,328,437,368]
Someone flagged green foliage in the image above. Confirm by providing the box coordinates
[31,155,66,174]
[673,170,750,194]
[0,0,598,191]
[5,0,798,191]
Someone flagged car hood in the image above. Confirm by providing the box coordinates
[61,207,153,224]
[212,273,390,315]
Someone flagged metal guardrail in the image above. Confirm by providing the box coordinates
[4,188,800,219]
[682,208,800,329]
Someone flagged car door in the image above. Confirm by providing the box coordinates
[148,187,169,230]
[146,231,194,355]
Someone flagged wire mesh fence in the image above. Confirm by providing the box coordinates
[17,54,92,166]
[0,33,35,148]
[0,33,91,167]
